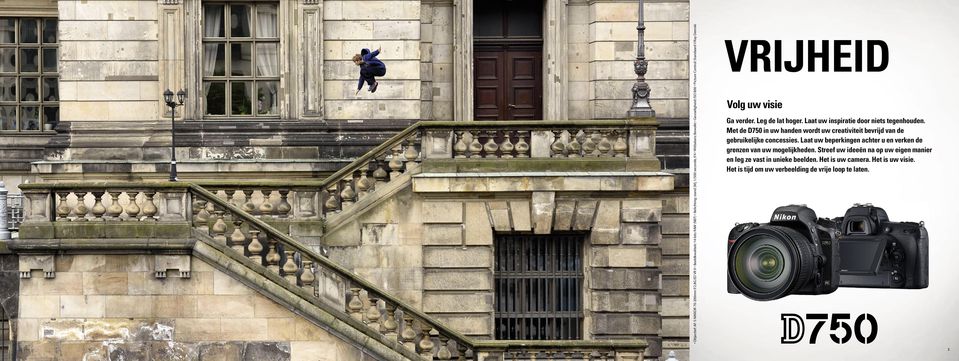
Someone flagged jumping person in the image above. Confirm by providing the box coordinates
[354,47,386,95]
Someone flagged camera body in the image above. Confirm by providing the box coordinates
[835,204,928,289]
[728,204,927,301]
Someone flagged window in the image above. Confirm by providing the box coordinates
[0,306,9,361]
[0,17,58,132]
[202,2,279,118]
[494,233,584,340]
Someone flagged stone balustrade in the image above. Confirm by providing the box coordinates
[12,120,656,360]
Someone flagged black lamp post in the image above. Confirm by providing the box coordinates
[627,0,655,118]
[164,89,187,181]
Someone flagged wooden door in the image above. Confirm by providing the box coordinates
[473,48,542,120]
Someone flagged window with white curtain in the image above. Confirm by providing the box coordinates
[202,2,279,118]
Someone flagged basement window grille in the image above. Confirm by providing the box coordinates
[0,306,9,361]
[494,233,584,340]
[6,193,22,231]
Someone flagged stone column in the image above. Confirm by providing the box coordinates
[544,0,569,121]
[452,0,474,121]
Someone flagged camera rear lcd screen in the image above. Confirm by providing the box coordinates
[839,240,884,273]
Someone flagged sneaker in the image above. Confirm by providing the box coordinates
[370,81,379,93]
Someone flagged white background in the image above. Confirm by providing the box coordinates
[691,1,959,359]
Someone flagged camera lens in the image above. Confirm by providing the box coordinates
[729,226,817,300]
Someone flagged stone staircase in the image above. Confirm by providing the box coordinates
[13,119,662,360]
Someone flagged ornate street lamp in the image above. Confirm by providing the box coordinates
[163,89,187,181]
[627,0,655,118]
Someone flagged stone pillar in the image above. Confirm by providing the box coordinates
[158,1,185,119]
[544,0,569,121]
[452,0,474,121]
[0,182,8,240]
[297,0,325,118]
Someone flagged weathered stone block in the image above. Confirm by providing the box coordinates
[592,313,661,335]
[421,201,463,223]
[82,272,128,295]
[423,292,491,313]
[621,200,663,223]
[661,215,689,235]
[661,236,689,256]
[531,192,556,234]
[592,246,660,268]
[662,317,690,338]
[573,200,598,231]
[662,256,689,276]
[423,246,491,268]
[662,297,689,317]
[20,295,60,318]
[60,295,106,318]
[104,296,155,318]
[464,202,493,245]
[487,201,510,232]
[591,291,660,313]
[621,223,662,245]
[662,275,689,297]
[213,270,255,295]
[424,224,464,245]
[590,268,661,290]
[432,314,492,337]
[195,295,255,318]
[423,270,491,291]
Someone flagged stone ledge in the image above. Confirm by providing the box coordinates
[412,172,675,193]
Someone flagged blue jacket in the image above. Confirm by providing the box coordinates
[357,48,386,90]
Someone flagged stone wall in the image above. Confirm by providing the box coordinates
[323,0,423,120]
[16,254,367,361]
[323,176,682,359]
[584,0,689,121]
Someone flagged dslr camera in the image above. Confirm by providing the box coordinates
[727,204,928,301]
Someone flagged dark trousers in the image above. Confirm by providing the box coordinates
[361,67,387,87]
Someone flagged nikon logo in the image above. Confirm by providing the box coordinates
[772,213,797,221]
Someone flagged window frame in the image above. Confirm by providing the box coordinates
[200,1,281,120]
[493,232,586,340]
[0,17,58,133]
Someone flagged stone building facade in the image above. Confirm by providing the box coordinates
[0,0,689,360]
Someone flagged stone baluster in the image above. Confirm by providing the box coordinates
[122,191,140,221]
[356,170,373,198]
[365,297,382,331]
[388,145,404,180]
[453,131,468,158]
[372,162,389,188]
[437,336,452,360]
[282,250,298,284]
[340,178,356,208]
[259,190,274,217]
[276,190,292,218]
[324,184,340,216]
[418,323,435,359]
[265,239,281,273]
[516,132,530,158]
[382,304,399,341]
[194,199,209,229]
[247,229,264,264]
[401,314,417,352]
[300,259,316,296]
[348,288,364,321]
[483,130,499,158]
[404,136,419,168]
[500,131,515,159]
[141,191,158,221]
[456,343,469,361]
[228,189,241,207]
[597,130,613,157]
[612,130,628,157]
[211,210,228,245]
[551,130,567,158]
[467,130,482,158]
[90,191,106,221]
[229,219,247,254]
[583,131,598,157]
[105,191,123,220]
[73,192,90,221]
[55,192,71,221]
[242,190,256,214]
[561,351,574,360]
[568,130,583,158]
